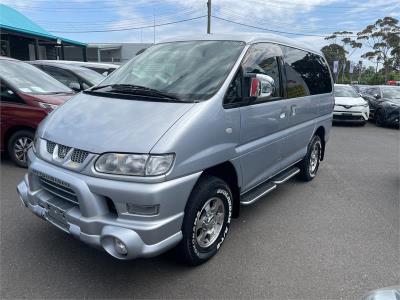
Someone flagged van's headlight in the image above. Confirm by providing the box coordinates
[95,153,174,176]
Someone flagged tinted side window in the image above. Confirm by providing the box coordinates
[282,47,312,98]
[224,70,243,106]
[242,43,283,101]
[312,55,332,94]
[0,81,24,104]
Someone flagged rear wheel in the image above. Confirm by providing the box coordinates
[7,130,34,168]
[177,175,232,265]
[298,135,322,181]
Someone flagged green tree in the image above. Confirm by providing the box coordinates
[321,43,346,70]
[357,17,400,82]
[324,31,361,82]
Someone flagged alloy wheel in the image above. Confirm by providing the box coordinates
[13,137,33,164]
[195,197,225,249]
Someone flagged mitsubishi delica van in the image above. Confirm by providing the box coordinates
[17,34,334,265]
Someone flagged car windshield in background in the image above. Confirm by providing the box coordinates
[382,87,400,99]
[334,86,359,98]
[96,41,245,101]
[0,60,73,94]
[74,67,105,85]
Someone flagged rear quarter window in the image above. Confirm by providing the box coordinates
[282,46,332,98]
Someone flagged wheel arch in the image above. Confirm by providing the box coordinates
[314,126,326,161]
[3,125,36,149]
[197,161,241,218]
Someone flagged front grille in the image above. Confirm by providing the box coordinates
[71,149,89,163]
[58,144,71,159]
[45,140,90,164]
[333,115,364,121]
[46,141,56,154]
[38,175,78,205]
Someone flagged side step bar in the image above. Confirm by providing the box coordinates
[240,167,300,206]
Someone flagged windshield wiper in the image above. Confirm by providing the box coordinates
[90,84,183,102]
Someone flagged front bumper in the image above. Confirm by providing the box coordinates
[333,105,369,123]
[17,150,201,259]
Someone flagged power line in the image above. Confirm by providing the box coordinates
[42,9,203,30]
[34,7,202,24]
[212,15,333,37]
[50,15,207,33]
[217,10,352,33]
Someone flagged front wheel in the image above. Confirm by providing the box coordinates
[177,176,233,265]
[298,135,322,181]
[7,130,34,168]
[375,109,385,127]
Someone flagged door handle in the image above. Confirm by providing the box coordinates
[280,112,286,119]
[291,105,297,116]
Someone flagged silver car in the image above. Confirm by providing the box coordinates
[17,34,334,265]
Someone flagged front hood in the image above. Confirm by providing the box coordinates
[40,93,195,154]
[384,98,400,106]
[334,96,366,106]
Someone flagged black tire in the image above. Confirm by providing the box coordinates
[298,135,322,182]
[177,175,233,266]
[375,109,385,127]
[7,130,34,168]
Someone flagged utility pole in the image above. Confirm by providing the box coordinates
[207,0,211,34]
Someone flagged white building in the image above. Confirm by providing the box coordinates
[86,43,152,64]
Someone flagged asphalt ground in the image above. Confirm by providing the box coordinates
[1,122,399,299]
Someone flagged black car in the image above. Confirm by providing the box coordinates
[29,61,105,91]
[363,85,400,127]
[352,84,371,96]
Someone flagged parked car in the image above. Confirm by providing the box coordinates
[362,286,400,300]
[362,85,400,127]
[29,61,105,91]
[387,80,400,86]
[352,84,370,96]
[333,84,369,125]
[31,60,119,76]
[17,34,334,265]
[0,57,74,167]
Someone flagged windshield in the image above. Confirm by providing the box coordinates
[382,87,400,99]
[98,41,245,101]
[334,85,359,98]
[0,60,73,94]
[74,67,105,85]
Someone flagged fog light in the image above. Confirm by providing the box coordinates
[114,238,128,255]
[126,203,160,216]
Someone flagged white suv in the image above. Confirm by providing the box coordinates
[333,84,369,125]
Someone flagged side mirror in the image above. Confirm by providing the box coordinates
[68,82,81,92]
[249,74,275,99]
[373,93,381,99]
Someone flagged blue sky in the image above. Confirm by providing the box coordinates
[1,0,399,65]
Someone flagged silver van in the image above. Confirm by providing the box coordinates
[17,34,334,265]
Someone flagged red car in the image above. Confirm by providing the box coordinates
[0,57,75,167]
